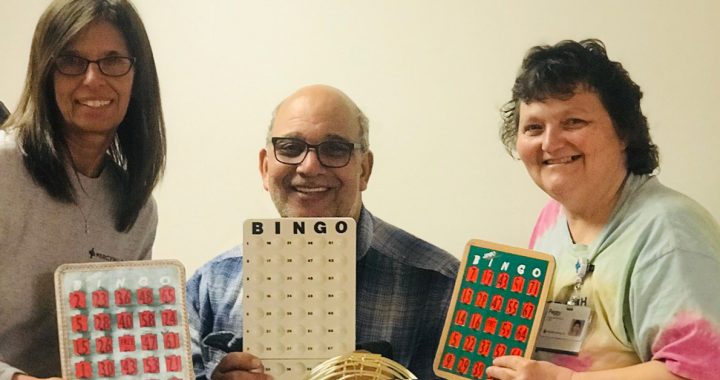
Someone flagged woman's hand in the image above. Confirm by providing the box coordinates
[486,356,575,380]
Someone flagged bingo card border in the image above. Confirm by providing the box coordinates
[54,259,193,379]
[433,240,555,379]
[242,217,357,377]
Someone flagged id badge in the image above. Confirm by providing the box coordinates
[534,302,591,355]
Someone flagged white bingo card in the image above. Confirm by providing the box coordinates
[242,218,357,379]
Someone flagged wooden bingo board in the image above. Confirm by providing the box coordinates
[434,240,555,379]
[242,218,356,379]
[54,260,192,379]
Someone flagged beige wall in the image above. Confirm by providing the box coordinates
[2,0,719,274]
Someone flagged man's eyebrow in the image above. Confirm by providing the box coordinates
[275,133,352,142]
[323,134,352,142]
[276,133,301,139]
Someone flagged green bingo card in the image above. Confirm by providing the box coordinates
[434,240,555,379]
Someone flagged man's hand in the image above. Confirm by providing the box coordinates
[211,352,273,380]
[486,356,575,380]
[12,374,62,380]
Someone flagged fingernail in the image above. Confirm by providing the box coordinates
[251,358,262,368]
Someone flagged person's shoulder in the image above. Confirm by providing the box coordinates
[0,129,20,160]
[136,193,158,225]
[0,129,11,144]
[0,130,29,188]
[529,199,564,249]
[629,176,716,224]
[190,245,244,282]
[625,175,720,257]
[186,246,244,308]
[368,211,459,278]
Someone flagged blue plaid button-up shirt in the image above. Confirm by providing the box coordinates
[186,207,459,379]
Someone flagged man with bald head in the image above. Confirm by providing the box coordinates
[187,85,459,380]
[261,84,371,220]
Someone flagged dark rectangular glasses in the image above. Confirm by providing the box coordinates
[271,137,363,168]
[54,55,136,77]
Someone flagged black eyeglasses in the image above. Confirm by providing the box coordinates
[54,55,136,77]
[271,137,363,168]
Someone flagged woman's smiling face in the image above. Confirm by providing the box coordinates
[53,20,134,140]
[516,88,627,204]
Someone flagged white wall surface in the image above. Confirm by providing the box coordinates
[2,1,719,275]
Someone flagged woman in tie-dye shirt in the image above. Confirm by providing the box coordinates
[486,39,720,380]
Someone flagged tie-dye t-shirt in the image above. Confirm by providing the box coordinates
[529,174,720,380]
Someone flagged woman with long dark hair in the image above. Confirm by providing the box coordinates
[0,1,165,378]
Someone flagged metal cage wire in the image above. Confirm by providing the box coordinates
[304,352,417,380]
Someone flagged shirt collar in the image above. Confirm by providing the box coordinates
[356,205,373,261]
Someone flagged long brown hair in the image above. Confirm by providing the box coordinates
[5,0,165,232]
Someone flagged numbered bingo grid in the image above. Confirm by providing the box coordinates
[54,260,192,379]
[434,240,554,380]
[243,218,356,380]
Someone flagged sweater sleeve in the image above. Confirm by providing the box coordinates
[0,362,22,380]
[630,248,720,380]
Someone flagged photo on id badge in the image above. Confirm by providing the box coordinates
[568,319,584,337]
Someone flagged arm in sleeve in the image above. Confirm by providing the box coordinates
[0,362,23,380]
[186,269,210,380]
[628,248,720,380]
[137,197,158,260]
[184,249,245,379]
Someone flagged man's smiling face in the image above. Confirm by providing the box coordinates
[259,85,372,220]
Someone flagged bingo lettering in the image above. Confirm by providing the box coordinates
[434,240,554,380]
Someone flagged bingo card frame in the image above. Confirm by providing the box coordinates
[54,259,192,380]
[434,240,555,379]
[242,217,356,379]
